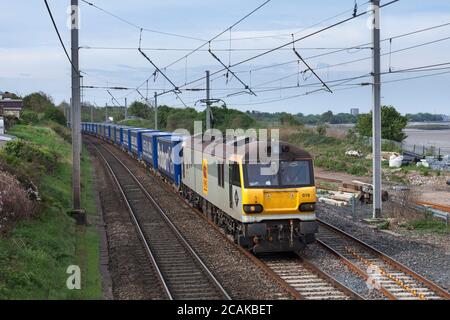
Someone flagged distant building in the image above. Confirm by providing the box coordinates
[350,108,359,116]
[0,93,23,118]
[0,116,16,148]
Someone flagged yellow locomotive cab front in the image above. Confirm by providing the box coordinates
[242,186,317,215]
[240,158,316,216]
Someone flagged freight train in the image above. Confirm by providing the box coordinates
[82,122,318,253]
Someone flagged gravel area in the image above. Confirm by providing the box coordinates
[100,140,294,300]
[302,244,385,300]
[88,141,168,300]
[316,203,450,292]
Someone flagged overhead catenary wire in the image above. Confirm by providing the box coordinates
[218,69,450,107]
[291,34,332,93]
[107,90,122,106]
[133,0,272,96]
[80,0,206,41]
[249,35,450,90]
[208,48,257,96]
[43,0,81,75]
[234,20,450,75]
[211,0,371,43]
[152,0,399,97]
[79,0,449,111]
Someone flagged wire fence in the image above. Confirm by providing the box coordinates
[362,137,450,157]
[400,143,450,157]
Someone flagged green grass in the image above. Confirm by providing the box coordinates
[0,123,101,299]
[285,128,372,176]
[407,218,450,235]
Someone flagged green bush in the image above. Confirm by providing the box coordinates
[316,124,328,136]
[43,108,66,126]
[48,123,71,143]
[4,140,58,173]
[382,140,401,153]
[19,110,40,125]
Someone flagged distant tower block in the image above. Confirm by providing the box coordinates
[351,108,359,116]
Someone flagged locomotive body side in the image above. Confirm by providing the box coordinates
[181,138,317,253]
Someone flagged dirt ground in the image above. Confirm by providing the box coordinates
[315,167,450,206]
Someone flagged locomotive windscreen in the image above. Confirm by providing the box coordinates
[244,160,314,188]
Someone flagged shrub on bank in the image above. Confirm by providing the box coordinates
[0,171,35,232]
[4,140,58,173]
[19,110,40,125]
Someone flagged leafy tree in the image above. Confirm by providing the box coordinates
[355,105,408,142]
[280,113,301,126]
[23,92,55,113]
[128,101,151,119]
[406,113,443,122]
[43,107,67,126]
[321,110,334,123]
[166,108,198,132]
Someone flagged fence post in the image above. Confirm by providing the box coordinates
[351,196,356,221]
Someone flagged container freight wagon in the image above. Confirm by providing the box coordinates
[142,132,172,169]
[122,128,141,153]
[119,126,132,150]
[114,126,124,145]
[89,122,95,135]
[157,135,186,186]
[130,129,158,159]
[105,124,113,141]
[97,123,105,139]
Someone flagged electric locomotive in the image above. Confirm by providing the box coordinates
[181,135,317,253]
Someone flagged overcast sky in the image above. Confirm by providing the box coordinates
[1,0,450,115]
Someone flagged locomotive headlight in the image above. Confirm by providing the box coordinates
[243,204,264,214]
[299,203,316,212]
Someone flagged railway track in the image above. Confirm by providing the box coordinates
[92,142,231,300]
[316,219,450,300]
[259,254,362,300]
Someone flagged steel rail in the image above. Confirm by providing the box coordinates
[97,139,304,300]
[91,142,173,300]
[92,140,231,300]
[317,219,450,300]
[94,137,364,300]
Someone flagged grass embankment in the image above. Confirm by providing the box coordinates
[0,123,101,299]
[281,126,442,181]
[406,217,450,235]
[281,126,372,176]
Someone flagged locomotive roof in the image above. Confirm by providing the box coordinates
[183,136,312,162]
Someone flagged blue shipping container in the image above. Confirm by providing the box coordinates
[130,129,158,158]
[157,135,186,186]
[142,132,172,169]
[114,126,124,144]
[123,128,142,152]
[120,126,132,148]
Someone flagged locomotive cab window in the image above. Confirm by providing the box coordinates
[217,163,225,188]
[244,160,314,188]
[231,162,241,187]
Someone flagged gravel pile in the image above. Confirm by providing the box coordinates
[102,142,294,300]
